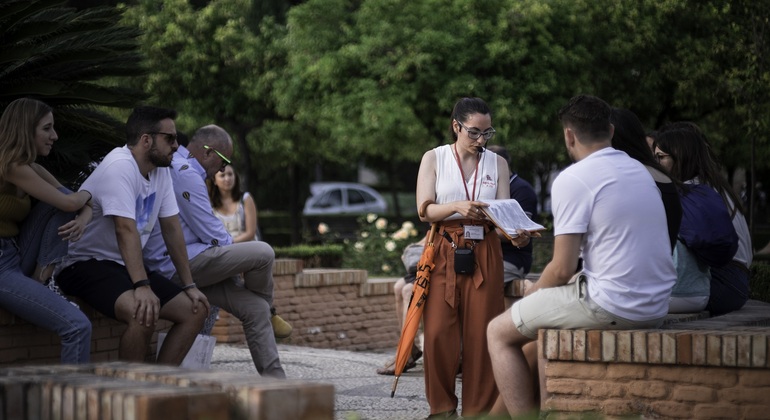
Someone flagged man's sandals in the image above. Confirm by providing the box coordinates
[376,346,423,376]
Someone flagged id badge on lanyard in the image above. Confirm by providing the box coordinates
[464,225,484,240]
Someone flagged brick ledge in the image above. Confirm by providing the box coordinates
[540,300,770,368]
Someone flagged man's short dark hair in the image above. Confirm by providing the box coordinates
[125,106,177,146]
[557,95,612,142]
[486,145,510,164]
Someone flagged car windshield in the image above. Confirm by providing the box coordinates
[315,189,342,208]
[348,189,375,205]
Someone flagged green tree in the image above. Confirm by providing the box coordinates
[0,0,146,184]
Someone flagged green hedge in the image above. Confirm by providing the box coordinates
[274,244,344,268]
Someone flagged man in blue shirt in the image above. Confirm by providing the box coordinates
[144,125,285,378]
[486,145,538,308]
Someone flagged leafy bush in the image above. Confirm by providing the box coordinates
[315,214,422,276]
[274,244,344,268]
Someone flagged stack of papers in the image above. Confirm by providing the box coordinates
[479,199,546,240]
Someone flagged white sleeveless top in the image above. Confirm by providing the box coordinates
[214,192,259,241]
[434,144,498,220]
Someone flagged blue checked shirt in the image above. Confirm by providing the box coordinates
[144,145,233,278]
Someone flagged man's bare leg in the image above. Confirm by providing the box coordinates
[114,290,155,361]
[487,308,538,417]
[488,340,540,416]
[156,292,207,365]
[393,278,406,330]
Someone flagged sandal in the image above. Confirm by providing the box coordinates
[376,347,423,376]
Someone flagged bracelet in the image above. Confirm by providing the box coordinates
[132,279,151,289]
[182,283,197,291]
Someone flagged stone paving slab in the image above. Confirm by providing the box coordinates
[212,344,463,420]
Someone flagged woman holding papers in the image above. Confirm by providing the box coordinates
[415,97,531,418]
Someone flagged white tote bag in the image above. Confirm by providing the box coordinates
[156,333,217,369]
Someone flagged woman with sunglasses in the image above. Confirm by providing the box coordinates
[415,97,527,418]
[0,98,92,363]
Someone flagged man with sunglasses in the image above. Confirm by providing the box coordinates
[55,106,210,365]
[144,124,286,378]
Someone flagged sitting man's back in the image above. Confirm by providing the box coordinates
[487,94,676,417]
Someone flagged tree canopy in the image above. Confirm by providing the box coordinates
[120,0,770,230]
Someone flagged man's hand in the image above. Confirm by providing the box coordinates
[133,286,160,327]
[184,287,210,315]
[510,229,542,248]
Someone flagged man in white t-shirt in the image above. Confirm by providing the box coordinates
[486,95,677,417]
[56,106,210,364]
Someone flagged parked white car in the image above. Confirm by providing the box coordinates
[303,182,388,215]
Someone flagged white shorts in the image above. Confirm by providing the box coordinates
[510,274,665,340]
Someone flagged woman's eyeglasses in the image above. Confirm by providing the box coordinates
[456,120,496,141]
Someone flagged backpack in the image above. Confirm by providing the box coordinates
[678,184,739,268]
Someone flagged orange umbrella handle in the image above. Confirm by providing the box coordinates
[426,223,437,245]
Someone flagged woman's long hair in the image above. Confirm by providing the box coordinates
[207,168,244,210]
[610,108,672,176]
[655,128,744,217]
[0,98,52,183]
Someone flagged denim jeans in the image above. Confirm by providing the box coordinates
[0,238,91,363]
[708,262,750,315]
[17,187,74,277]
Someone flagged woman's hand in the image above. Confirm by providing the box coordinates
[457,200,490,220]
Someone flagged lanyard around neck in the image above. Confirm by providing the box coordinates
[452,143,480,201]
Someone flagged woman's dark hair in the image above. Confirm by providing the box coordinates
[655,128,744,217]
[449,97,491,141]
[207,167,244,209]
[610,108,669,175]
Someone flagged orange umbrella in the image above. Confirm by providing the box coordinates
[391,223,438,397]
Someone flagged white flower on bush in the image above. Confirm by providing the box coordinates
[391,229,408,240]
[375,218,387,230]
[385,240,397,252]
[381,264,392,273]
[317,223,329,235]
[410,228,418,237]
[354,241,365,251]
[361,231,369,238]
[401,221,415,231]
[366,213,377,223]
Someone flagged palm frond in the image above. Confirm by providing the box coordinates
[0,0,147,185]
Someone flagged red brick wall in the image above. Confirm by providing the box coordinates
[543,361,770,418]
[211,260,402,351]
[0,302,171,366]
[537,315,770,418]
[0,259,402,366]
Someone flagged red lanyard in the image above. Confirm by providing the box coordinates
[452,144,479,201]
